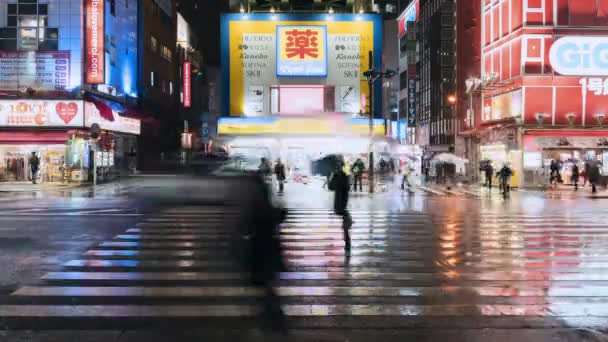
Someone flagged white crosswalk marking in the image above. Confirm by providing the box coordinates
[3,207,608,329]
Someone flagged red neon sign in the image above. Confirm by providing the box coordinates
[183,62,191,108]
[86,0,104,84]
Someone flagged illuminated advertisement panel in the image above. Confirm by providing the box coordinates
[86,0,104,84]
[397,0,419,39]
[0,51,69,91]
[0,100,84,127]
[221,13,383,117]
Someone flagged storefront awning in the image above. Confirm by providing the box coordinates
[0,131,72,144]
[84,94,114,122]
[121,107,160,126]
[85,94,159,126]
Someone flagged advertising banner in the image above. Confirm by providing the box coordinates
[276,25,327,77]
[86,0,104,84]
[397,0,419,39]
[222,14,382,117]
[0,100,83,127]
[84,102,141,135]
[483,89,522,122]
[0,51,70,91]
[183,62,191,108]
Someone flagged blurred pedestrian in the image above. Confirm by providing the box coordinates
[329,158,352,252]
[401,164,412,190]
[484,163,494,189]
[248,173,287,330]
[550,159,561,187]
[274,158,286,194]
[572,163,580,191]
[259,158,271,175]
[588,161,601,194]
[497,164,513,197]
[351,158,365,192]
[29,152,39,184]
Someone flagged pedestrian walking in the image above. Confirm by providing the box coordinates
[571,163,580,191]
[248,173,287,330]
[497,164,513,198]
[274,158,286,194]
[259,157,271,175]
[550,159,561,187]
[351,158,365,192]
[28,152,39,184]
[484,164,494,189]
[588,161,601,194]
[401,165,412,190]
[329,158,353,252]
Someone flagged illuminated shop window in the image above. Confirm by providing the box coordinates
[2,0,57,51]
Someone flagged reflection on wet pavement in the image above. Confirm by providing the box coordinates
[4,178,608,331]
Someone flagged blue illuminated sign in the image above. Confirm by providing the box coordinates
[549,36,608,76]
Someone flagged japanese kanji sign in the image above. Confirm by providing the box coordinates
[277,25,327,77]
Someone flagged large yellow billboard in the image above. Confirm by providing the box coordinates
[221,14,383,117]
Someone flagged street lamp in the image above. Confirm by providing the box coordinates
[447,95,457,105]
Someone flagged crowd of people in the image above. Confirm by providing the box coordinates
[548,159,602,193]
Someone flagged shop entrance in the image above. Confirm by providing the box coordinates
[0,145,65,182]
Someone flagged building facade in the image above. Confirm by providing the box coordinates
[417,0,456,154]
[218,12,388,177]
[471,0,608,187]
[0,0,145,183]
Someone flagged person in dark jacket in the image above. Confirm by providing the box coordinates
[571,163,580,191]
[248,173,287,329]
[329,158,352,251]
[29,152,39,184]
[274,158,286,194]
[484,164,494,189]
[496,164,513,197]
[588,162,601,194]
[351,158,365,192]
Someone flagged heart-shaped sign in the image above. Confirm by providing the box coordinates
[56,102,79,125]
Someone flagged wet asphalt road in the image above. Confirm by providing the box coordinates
[1,177,608,341]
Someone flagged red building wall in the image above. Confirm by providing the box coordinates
[457,0,482,133]
[481,0,608,128]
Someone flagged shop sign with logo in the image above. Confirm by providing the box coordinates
[549,36,608,76]
[0,100,84,127]
[84,102,141,135]
[276,26,327,77]
[397,0,419,39]
[86,0,105,84]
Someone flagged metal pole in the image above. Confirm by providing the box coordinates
[368,50,375,194]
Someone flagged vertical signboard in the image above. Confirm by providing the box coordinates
[86,0,104,84]
[183,62,191,108]
[407,79,416,126]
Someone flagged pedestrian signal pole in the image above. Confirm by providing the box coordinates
[367,50,375,194]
